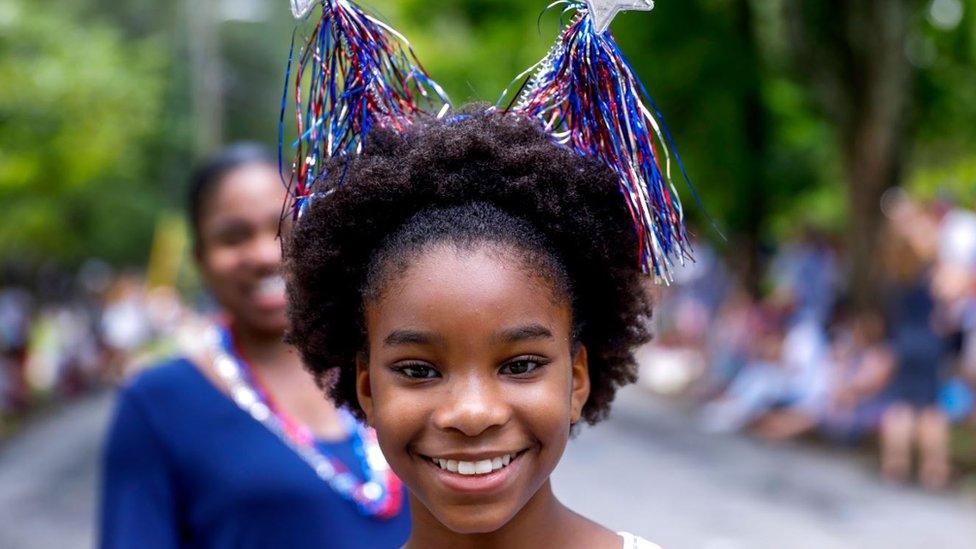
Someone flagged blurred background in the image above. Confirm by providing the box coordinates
[1,0,976,547]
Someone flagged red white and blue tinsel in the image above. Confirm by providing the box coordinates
[280,0,450,219]
[503,1,694,284]
[281,0,697,284]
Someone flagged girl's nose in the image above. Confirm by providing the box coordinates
[432,373,511,438]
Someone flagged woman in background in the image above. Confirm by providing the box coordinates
[879,226,951,490]
[99,144,409,548]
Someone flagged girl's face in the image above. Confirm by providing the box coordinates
[358,244,590,534]
[196,164,289,336]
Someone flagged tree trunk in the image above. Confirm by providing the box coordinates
[186,0,225,155]
[734,0,769,297]
[786,0,914,312]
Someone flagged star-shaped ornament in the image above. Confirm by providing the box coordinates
[585,0,655,34]
[290,0,317,19]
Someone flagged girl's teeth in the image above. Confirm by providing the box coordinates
[436,459,459,473]
[431,454,516,475]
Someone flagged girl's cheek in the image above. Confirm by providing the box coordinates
[502,380,573,452]
[373,381,429,439]
[515,369,576,418]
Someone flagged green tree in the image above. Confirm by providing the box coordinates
[910,0,976,204]
[5,0,973,288]
[785,0,921,310]
[0,0,169,265]
[388,0,827,289]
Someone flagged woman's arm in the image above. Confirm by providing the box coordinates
[851,346,895,400]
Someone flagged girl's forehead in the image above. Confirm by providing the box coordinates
[365,245,573,338]
[377,239,566,294]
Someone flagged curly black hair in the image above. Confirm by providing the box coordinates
[285,108,652,425]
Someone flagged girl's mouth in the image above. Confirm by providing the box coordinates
[416,450,530,494]
[425,452,521,476]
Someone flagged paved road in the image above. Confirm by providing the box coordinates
[0,393,109,549]
[556,390,976,549]
[1,387,974,549]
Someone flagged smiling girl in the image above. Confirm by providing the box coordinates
[285,111,662,548]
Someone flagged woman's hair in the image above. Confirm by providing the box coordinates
[285,108,653,425]
[880,223,928,285]
[187,142,276,244]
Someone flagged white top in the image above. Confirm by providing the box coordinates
[619,531,662,549]
[941,209,976,268]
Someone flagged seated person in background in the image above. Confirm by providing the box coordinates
[693,289,760,402]
[821,308,894,444]
[751,315,832,442]
[699,308,789,434]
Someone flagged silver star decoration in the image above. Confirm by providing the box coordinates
[585,0,655,34]
[290,0,317,19]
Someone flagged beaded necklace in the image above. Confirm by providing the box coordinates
[209,326,402,519]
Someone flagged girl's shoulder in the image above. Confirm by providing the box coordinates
[618,531,662,549]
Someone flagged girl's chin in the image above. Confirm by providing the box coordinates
[410,451,534,536]
[430,507,516,535]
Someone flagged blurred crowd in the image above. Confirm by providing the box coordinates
[3,191,974,492]
[0,261,195,435]
[644,192,976,490]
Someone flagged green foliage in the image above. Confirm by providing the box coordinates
[1,0,974,272]
[388,0,565,103]
[910,0,976,206]
[0,0,169,265]
[383,0,823,245]
[387,0,839,245]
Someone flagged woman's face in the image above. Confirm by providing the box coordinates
[196,163,289,336]
[358,244,590,534]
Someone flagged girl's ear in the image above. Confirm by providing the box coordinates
[570,344,590,424]
[355,353,374,425]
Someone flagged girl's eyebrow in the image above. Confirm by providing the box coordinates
[493,324,554,344]
[382,325,554,346]
[383,329,441,347]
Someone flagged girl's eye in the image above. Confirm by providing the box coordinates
[393,363,441,380]
[500,358,547,377]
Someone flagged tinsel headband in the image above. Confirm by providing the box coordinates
[281,0,693,284]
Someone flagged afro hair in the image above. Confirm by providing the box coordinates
[285,107,653,425]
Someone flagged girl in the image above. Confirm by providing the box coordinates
[99,144,409,548]
[285,111,661,548]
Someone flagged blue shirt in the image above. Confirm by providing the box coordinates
[99,359,410,549]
